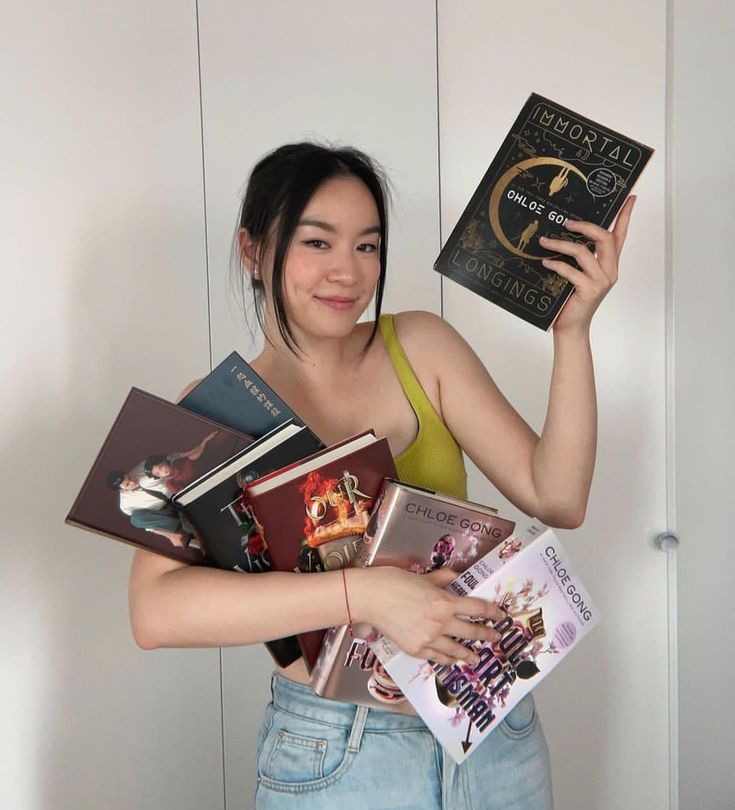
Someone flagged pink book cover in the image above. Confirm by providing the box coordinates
[371,525,599,763]
[310,479,516,711]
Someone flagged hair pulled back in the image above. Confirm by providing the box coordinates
[233,142,390,353]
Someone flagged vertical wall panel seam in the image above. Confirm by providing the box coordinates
[195,0,214,373]
[434,0,444,319]
[664,1,679,808]
[218,648,228,810]
[194,4,226,810]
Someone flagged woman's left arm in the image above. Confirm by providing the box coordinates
[418,196,636,529]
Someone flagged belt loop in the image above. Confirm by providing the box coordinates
[347,705,369,753]
[270,671,276,701]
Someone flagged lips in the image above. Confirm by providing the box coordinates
[315,296,357,310]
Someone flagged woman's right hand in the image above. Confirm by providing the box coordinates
[350,566,506,667]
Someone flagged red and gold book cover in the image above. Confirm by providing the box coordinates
[245,433,397,670]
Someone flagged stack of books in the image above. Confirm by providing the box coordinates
[310,480,516,711]
[368,521,599,763]
[68,351,600,760]
[66,352,324,668]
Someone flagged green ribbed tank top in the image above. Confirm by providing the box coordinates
[379,314,467,500]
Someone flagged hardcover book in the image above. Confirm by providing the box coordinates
[179,350,320,441]
[172,421,323,573]
[435,93,654,330]
[244,431,397,670]
[66,388,254,565]
[311,479,517,712]
[371,525,599,763]
[178,353,321,669]
[172,421,322,669]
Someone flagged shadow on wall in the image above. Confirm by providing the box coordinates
[4,201,272,810]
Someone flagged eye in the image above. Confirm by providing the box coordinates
[303,239,329,249]
[358,243,379,253]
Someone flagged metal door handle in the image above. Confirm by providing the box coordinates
[656,532,680,553]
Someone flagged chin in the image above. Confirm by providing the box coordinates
[312,318,361,340]
[308,301,368,331]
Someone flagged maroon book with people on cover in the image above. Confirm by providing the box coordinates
[66,388,254,565]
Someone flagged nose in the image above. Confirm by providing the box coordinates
[326,249,360,284]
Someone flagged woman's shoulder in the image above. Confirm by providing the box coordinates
[390,309,447,334]
[386,311,478,387]
[380,311,469,391]
[388,310,463,353]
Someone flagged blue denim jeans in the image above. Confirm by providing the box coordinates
[254,673,553,809]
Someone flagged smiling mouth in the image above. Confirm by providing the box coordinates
[315,297,357,309]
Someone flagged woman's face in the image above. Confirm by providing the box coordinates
[264,174,382,342]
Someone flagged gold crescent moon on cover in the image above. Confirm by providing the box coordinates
[488,158,587,260]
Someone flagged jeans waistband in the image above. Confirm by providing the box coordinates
[270,672,429,732]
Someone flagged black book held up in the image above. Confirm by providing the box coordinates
[435,93,654,330]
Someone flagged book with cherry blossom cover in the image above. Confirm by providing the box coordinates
[370,525,599,763]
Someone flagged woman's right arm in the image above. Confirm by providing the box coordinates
[129,378,503,663]
[129,549,503,665]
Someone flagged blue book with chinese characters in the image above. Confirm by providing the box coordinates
[180,351,322,444]
[178,351,323,669]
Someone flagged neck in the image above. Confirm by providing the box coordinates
[253,315,375,389]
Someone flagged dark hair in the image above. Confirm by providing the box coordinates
[232,142,390,354]
[144,454,169,477]
[107,470,125,490]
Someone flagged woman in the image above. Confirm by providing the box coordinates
[129,143,634,808]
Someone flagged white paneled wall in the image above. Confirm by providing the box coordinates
[198,0,443,368]
[195,3,442,804]
[0,3,222,809]
[438,5,668,808]
[9,0,730,808]
[673,4,735,808]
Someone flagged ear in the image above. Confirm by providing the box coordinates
[237,228,257,270]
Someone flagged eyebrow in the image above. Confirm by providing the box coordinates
[297,218,381,237]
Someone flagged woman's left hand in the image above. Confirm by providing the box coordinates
[539,195,636,336]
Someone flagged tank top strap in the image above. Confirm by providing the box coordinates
[378,313,438,426]
[377,313,468,501]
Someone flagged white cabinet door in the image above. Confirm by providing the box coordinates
[1,3,221,809]
[673,3,735,808]
[196,2,442,807]
[437,3,670,808]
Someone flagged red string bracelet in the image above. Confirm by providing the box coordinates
[341,567,354,637]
